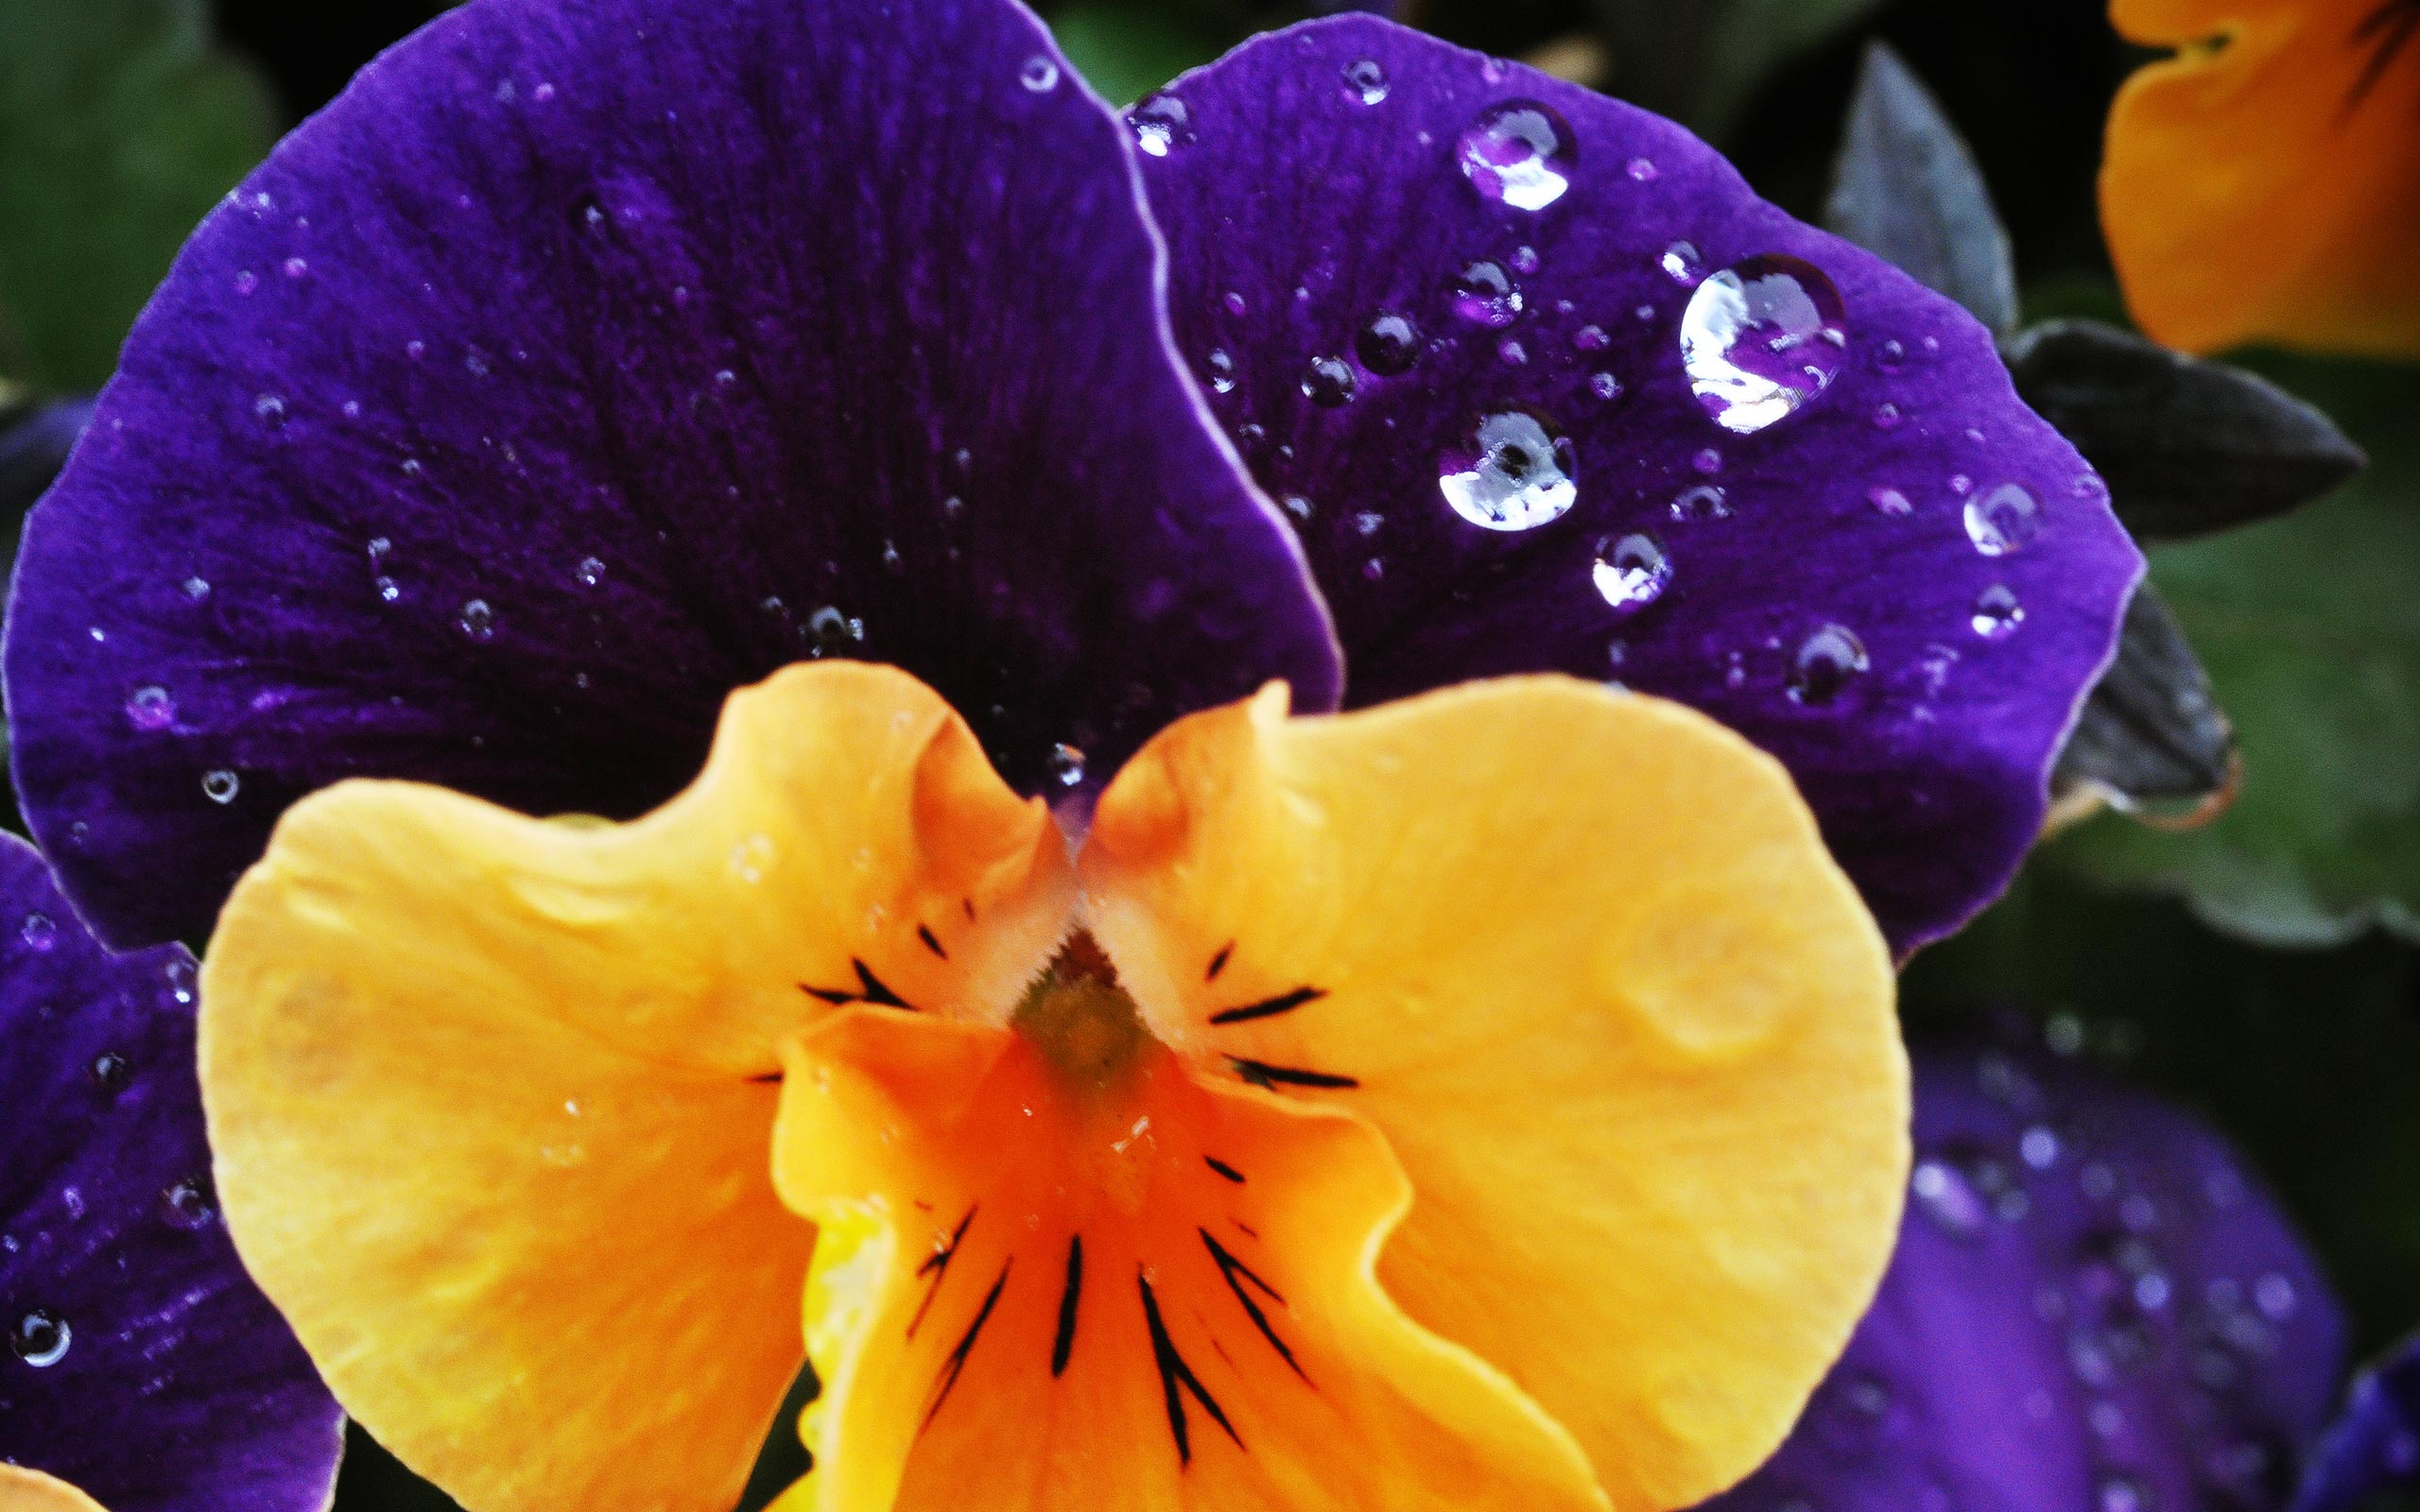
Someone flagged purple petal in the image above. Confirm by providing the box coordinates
[1703,1036,2345,1512]
[2291,1333,2420,1512]
[4,0,1340,950]
[1137,17,2140,953]
[0,833,340,1512]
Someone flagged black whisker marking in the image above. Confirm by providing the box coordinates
[1234,1219,1260,1240]
[747,1071,782,1085]
[2347,0,2420,112]
[799,956,917,1011]
[1228,1057,1359,1091]
[925,1257,1011,1426]
[1139,1267,1241,1465]
[1209,986,1327,1026]
[1201,1228,1306,1382]
[1204,1157,1246,1185]
[907,1205,977,1339]
[1051,1235,1084,1378]
[1205,941,1235,982]
[917,924,948,960]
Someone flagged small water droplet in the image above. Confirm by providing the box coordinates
[1660,241,1703,284]
[1668,483,1729,522]
[1572,324,1611,353]
[1447,259,1523,327]
[1129,94,1194,157]
[18,912,57,954]
[160,1175,216,1229]
[1591,534,1670,615]
[1950,472,1975,495]
[10,1310,68,1367]
[1681,255,1849,435]
[1354,510,1385,539]
[1342,58,1390,104]
[1964,483,2044,557]
[1588,370,1623,402]
[1046,744,1087,788]
[182,576,212,602]
[1789,624,1869,705]
[1691,447,1723,476]
[1203,347,1236,393]
[458,598,495,641]
[1971,584,2024,640]
[1438,411,1576,532]
[1868,486,1913,516]
[406,338,427,360]
[576,556,607,588]
[233,269,259,296]
[1496,337,1527,367]
[1222,290,1247,318]
[1356,312,1421,375]
[1020,56,1060,92]
[89,1051,129,1092]
[1456,101,1577,212]
[252,393,287,425]
[1301,355,1357,407]
[1510,244,1541,276]
[804,605,865,659]
[1873,402,1903,429]
[1911,1159,1988,1237]
[200,768,240,804]
[126,685,176,732]
[1877,338,1909,372]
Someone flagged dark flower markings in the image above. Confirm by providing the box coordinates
[799,956,916,1011]
[924,1256,1011,1427]
[1200,1228,1306,1383]
[907,1204,977,1340]
[1228,1057,1360,1091]
[1203,1157,1246,1184]
[916,924,948,961]
[1138,1267,1242,1466]
[1051,1234,1084,1378]
[1208,987,1328,1026]
[1204,954,1356,1089]
[2348,0,2420,112]
[1204,941,1235,982]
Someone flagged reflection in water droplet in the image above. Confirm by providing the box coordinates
[804,606,864,659]
[1680,255,1849,435]
[1047,744,1087,789]
[1020,56,1060,92]
[1356,312,1421,375]
[576,556,607,588]
[161,1175,216,1229]
[1789,624,1870,705]
[1456,101,1576,212]
[126,685,176,731]
[1869,486,1913,516]
[90,1051,129,1092]
[458,598,495,641]
[1592,534,1670,615]
[1668,484,1729,522]
[1588,371,1623,402]
[1660,242,1703,284]
[1964,483,2044,557]
[1972,584,2024,640]
[1203,347,1236,393]
[1438,411,1576,532]
[1448,260,1523,327]
[166,959,196,1003]
[10,1309,69,1367]
[1342,58,1390,105]
[201,768,241,804]
[1129,94,1194,157]
[1301,356,1357,407]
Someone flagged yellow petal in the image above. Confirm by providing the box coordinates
[1081,677,1909,1511]
[2104,0,2420,355]
[769,1003,1609,1512]
[0,1469,107,1512]
[201,663,1073,1511]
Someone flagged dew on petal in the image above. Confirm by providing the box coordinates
[182,575,212,602]
[1019,56,1060,92]
[576,556,607,588]
[1438,411,1576,532]
[1964,482,2045,557]
[1789,624,1870,705]
[19,912,57,953]
[1668,483,1730,522]
[89,1051,129,1092]
[1342,58,1390,105]
[1572,323,1611,352]
[160,1175,217,1230]
[1591,533,1671,615]
[1626,156,1659,181]
[804,605,865,659]
[201,768,241,804]
[1356,312,1421,375]
[1457,100,1577,212]
[1869,486,1914,516]
[1972,584,2025,640]
[1680,254,1849,435]
[1447,259,1523,327]
[1046,744,1087,789]
[1203,347,1237,393]
[125,684,176,731]
[458,598,495,640]
[1129,93,1194,157]
[1588,370,1624,402]
[10,1309,69,1368]
[1660,241,1703,284]
[1302,355,1357,407]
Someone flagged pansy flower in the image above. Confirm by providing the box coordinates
[0,0,2142,1506]
[1706,1032,2349,1512]
[0,833,340,1512]
[2103,0,2420,356]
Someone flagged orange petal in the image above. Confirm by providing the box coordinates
[1080,677,1909,1512]
[768,1003,1609,1512]
[0,1468,107,1512]
[200,663,1073,1511]
[2104,0,2420,355]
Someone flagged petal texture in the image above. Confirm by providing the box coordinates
[1704,1036,2347,1512]
[1138,15,2141,953]
[769,1006,1608,1512]
[5,0,1340,951]
[199,663,1075,1512]
[0,833,339,1512]
[1082,677,1910,1511]
[2104,0,2420,357]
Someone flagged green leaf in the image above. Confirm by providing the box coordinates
[0,0,278,390]
[1047,3,1225,110]
[2049,357,2420,947]
[1590,0,1886,145]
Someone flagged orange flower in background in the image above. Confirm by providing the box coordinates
[2103,0,2420,356]
[199,664,1908,1512]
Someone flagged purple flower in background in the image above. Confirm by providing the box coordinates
[0,0,2134,958]
[1704,1033,2350,1512]
[2293,1332,2420,1512]
[0,833,340,1512]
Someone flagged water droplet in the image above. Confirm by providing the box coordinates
[1496,337,1528,367]
[1438,411,1576,532]
[1950,472,1975,495]
[1354,511,1384,538]
[1047,744,1087,789]
[233,269,259,296]
[125,685,176,732]
[1877,338,1909,372]
[1572,324,1611,353]
[1020,56,1060,93]
[406,338,427,360]
[458,598,495,641]
[182,576,212,602]
[1510,245,1542,277]
[1910,1159,1988,1238]
[1868,486,1913,516]
[1447,259,1523,327]
[1972,584,2024,640]
[1873,402,1903,429]
[1588,370,1623,402]
[1203,347,1236,393]
[1691,447,1722,476]
[1660,241,1703,284]
[10,1310,68,1367]
[160,1175,216,1229]
[2253,1272,2297,1320]
[1222,290,1247,318]
[1680,255,1849,435]
[1356,312,1421,375]
[89,1052,129,1093]
[1342,58,1390,104]
[1964,483,2044,557]
[576,556,606,588]
[804,606,865,659]
[1301,355,1357,407]
[18,912,57,954]
[376,577,401,604]
[1668,484,1729,522]
[1789,624,1869,705]
[1129,93,1193,157]
[201,768,240,804]
[1592,534,1670,615]
[252,393,287,425]
[1626,156,1659,182]
[282,256,309,280]
[1456,101,1577,212]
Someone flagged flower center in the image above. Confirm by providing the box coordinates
[1010,930,1154,1091]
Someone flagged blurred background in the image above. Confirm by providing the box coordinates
[2,1,2413,1508]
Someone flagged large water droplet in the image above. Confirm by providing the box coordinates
[1301,356,1357,408]
[126,685,175,731]
[1591,534,1670,615]
[1964,483,2044,557]
[201,768,241,804]
[1447,260,1523,327]
[1789,624,1870,705]
[1680,255,1849,435]
[1456,101,1577,212]
[1356,312,1421,375]
[10,1309,68,1367]
[1438,411,1576,532]
[1129,94,1194,157]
